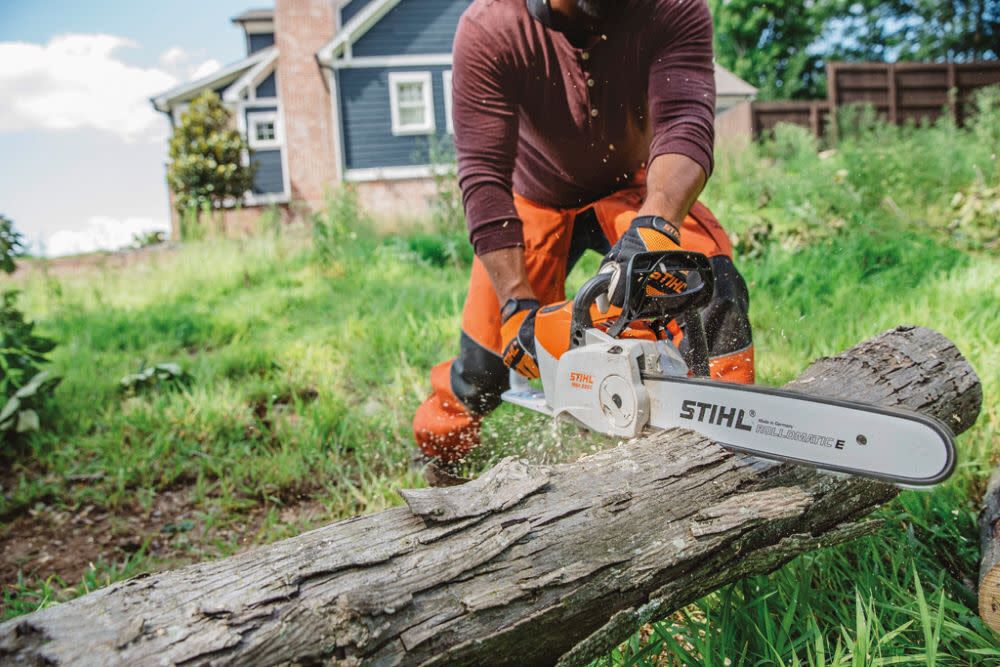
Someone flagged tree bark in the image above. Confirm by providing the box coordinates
[0,326,982,667]
[979,464,1000,633]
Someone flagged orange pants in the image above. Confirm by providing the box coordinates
[414,186,755,461]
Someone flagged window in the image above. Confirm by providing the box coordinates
[389,71,435,136]
[442,70,454,135]
[247,110,281,149]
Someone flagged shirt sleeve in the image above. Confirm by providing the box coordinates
[452,15,523,256]
[647,0,717,178]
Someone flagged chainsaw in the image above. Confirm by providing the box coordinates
[502,251,956,488]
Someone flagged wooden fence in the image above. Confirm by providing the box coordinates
[752,61,1000,139]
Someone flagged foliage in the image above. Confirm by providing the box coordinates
[312,184,374,264]
[710,0,837,100]
[0,291,59,443]
[1,371,60,438]
[1,214,25,274]
[131,230,167,249]
[712,1,998,100]
[426,136,464,235]
[826,0,999,62]
[1,291,57,402]
[166,91,255,220]
[120,362,192,395]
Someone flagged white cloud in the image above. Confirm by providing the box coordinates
[158,46,188,70]
[0,34,178,142]
[190,59,222,80]
[43,216,170,257]
[158,46,222,82]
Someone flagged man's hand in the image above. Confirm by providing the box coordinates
[500,298,541,379]
[600,215,683,306]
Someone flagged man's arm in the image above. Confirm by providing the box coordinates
[452,16,532,303]
[480,246,535,303]
[636,153,707,224]
[642,0,716,226]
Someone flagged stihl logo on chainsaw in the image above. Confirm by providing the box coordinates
[679,400,753,431]
[569,372,593,390]
[648,271,687,294]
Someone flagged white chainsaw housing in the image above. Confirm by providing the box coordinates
[503,329,689,439]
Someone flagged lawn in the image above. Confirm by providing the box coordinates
[2,102,998,664]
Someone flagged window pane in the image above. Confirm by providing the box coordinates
[399,107,425,127]
[255,121,275,141]
[397,82,424,104]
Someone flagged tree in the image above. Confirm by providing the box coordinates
[0,215,24,274]
[710,0,837,100]
[827,0,999,63]
[166,91,255,220]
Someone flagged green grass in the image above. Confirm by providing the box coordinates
[3,110,999,663]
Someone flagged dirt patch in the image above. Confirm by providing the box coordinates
[0,487,331,616]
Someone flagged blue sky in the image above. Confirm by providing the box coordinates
[0,0,260,255]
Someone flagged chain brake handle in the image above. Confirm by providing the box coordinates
[570,251,715,377]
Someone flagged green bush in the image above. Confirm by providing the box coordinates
[167,91,255,233]
[1,215,25,275]
[0,291,59,442]
[119,362,192,395]
[312,185,374,264]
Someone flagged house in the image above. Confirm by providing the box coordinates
[151,0,758,237]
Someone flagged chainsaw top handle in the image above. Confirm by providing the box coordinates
[570,250,715,350]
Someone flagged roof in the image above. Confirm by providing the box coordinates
[715,64,758,98]
[318,0,401,64]
[151,47,277,112]
[231,8,274,23]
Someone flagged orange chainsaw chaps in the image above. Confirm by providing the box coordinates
[413,360,482,462]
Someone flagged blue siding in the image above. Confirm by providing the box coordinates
[248,32,275,54]
[352,0,471,57]
[340,66,454,170]
[340,0,377,25]
[255,72,277,98]
[251,149,284,194]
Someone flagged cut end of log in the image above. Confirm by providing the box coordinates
[978,566,1000,634]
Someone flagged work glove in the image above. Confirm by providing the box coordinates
[600,215,685,307]
[500,298,541,379]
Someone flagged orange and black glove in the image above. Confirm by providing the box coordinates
[600,215,684,306]
[500,298,541,379]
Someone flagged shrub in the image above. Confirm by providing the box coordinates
[1,371,59,438]
[0,291,59,443]
[312,185,373,264]
[1,215,25,274]
[119,362,192,395]
[427,137,465,235]
[167,91,255,234]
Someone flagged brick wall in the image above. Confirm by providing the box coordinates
[275,0,341,210]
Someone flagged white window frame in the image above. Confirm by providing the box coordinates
[247,110,281,149]
[388,71,435,136]
[442,70,454,135]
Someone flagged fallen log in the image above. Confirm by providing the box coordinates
[0,326,981,666]
[979,464,1000,633]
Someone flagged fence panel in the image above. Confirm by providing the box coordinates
[751,61,1000,139]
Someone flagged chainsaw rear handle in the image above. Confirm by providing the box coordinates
[569,251,715,377]
[570,272,613,349]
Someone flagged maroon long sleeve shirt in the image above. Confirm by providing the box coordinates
[452,0,717,255]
